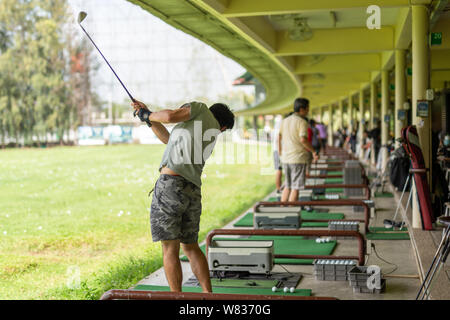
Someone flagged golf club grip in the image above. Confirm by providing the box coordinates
[133,109,152,127]
[80,25,135,102]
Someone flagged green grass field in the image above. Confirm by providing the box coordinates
[0,143,275,299]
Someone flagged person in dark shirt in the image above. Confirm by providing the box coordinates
[309,119,321,154]
[349,129,357,154]
[369,121,381,160]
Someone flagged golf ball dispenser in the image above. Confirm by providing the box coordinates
[328,221,360,240]
[308,170,322,176]
[253,206,302,229]
[343,161,365,211]
[313,259,357,281]
[328,221,359,231]
[306,178,326,185]
[312,164,329,169]
[348,266,385,294]
[299,189,313,201]
[208,240,274,274]
[307,178,326,196]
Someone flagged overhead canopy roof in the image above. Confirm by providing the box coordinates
[128,0,450,115]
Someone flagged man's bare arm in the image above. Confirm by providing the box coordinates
[300,136,315,153]
[132,100,191,124]
[278,133,282,156]
[148,108,191,124]
[300,136,318,161]
[150,122,170,144]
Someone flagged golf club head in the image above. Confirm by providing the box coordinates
[78,11,87,24]
[76,10,136,103]
[383,219,394,229]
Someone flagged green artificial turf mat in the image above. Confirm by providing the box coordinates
[325,178,344,184]
[181,236,336,265]
[233,212,255,227]
[268,196,280,202]
[301,222,328,227]
[375,192,394,198]
[255,237,337,265]
[301,211,344,220]
[369,226,408,232]
[210,278,278,288]
[325,188,344,193]
[374,192,394,198]
[133,284,312,296]
[233,212,344,227]
[328,171,343,175]
[366,231,410,240]
[375,192,394,197]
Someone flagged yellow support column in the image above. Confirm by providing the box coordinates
[348,95,354,134]
[395,49,407,148]
[315,108,321,122]
[339,99,344,129]
[359,89,366,159]
[412,4,431,229]
[370,82,377,165]
[381,70,389,170]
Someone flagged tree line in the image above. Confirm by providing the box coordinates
[0,0,98,147]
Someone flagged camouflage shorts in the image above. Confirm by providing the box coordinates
[150,174,202,243]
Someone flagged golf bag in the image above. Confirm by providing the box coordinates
[401,126,434,230]
[389,146,411,191]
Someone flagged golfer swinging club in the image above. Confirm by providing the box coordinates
[132,99,235,293]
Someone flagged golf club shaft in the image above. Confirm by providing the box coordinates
[79,24,135,103]
[392,180,413,229]
[418,244,447,300]
[393,173,410,221]
[421,236,450,299]
[416,227,450,299]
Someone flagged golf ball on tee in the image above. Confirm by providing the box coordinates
[290,287,295,293]
[315,238,321,243]
[284,287,288,293]
[272,286,277,292]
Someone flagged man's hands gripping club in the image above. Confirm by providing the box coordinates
[132,100,152,127]
[131,100,193,144]
[131,100,172,144]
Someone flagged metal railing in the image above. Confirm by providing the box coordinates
[100,290,338,300]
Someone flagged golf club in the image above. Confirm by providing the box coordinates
[77,11,136,103]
